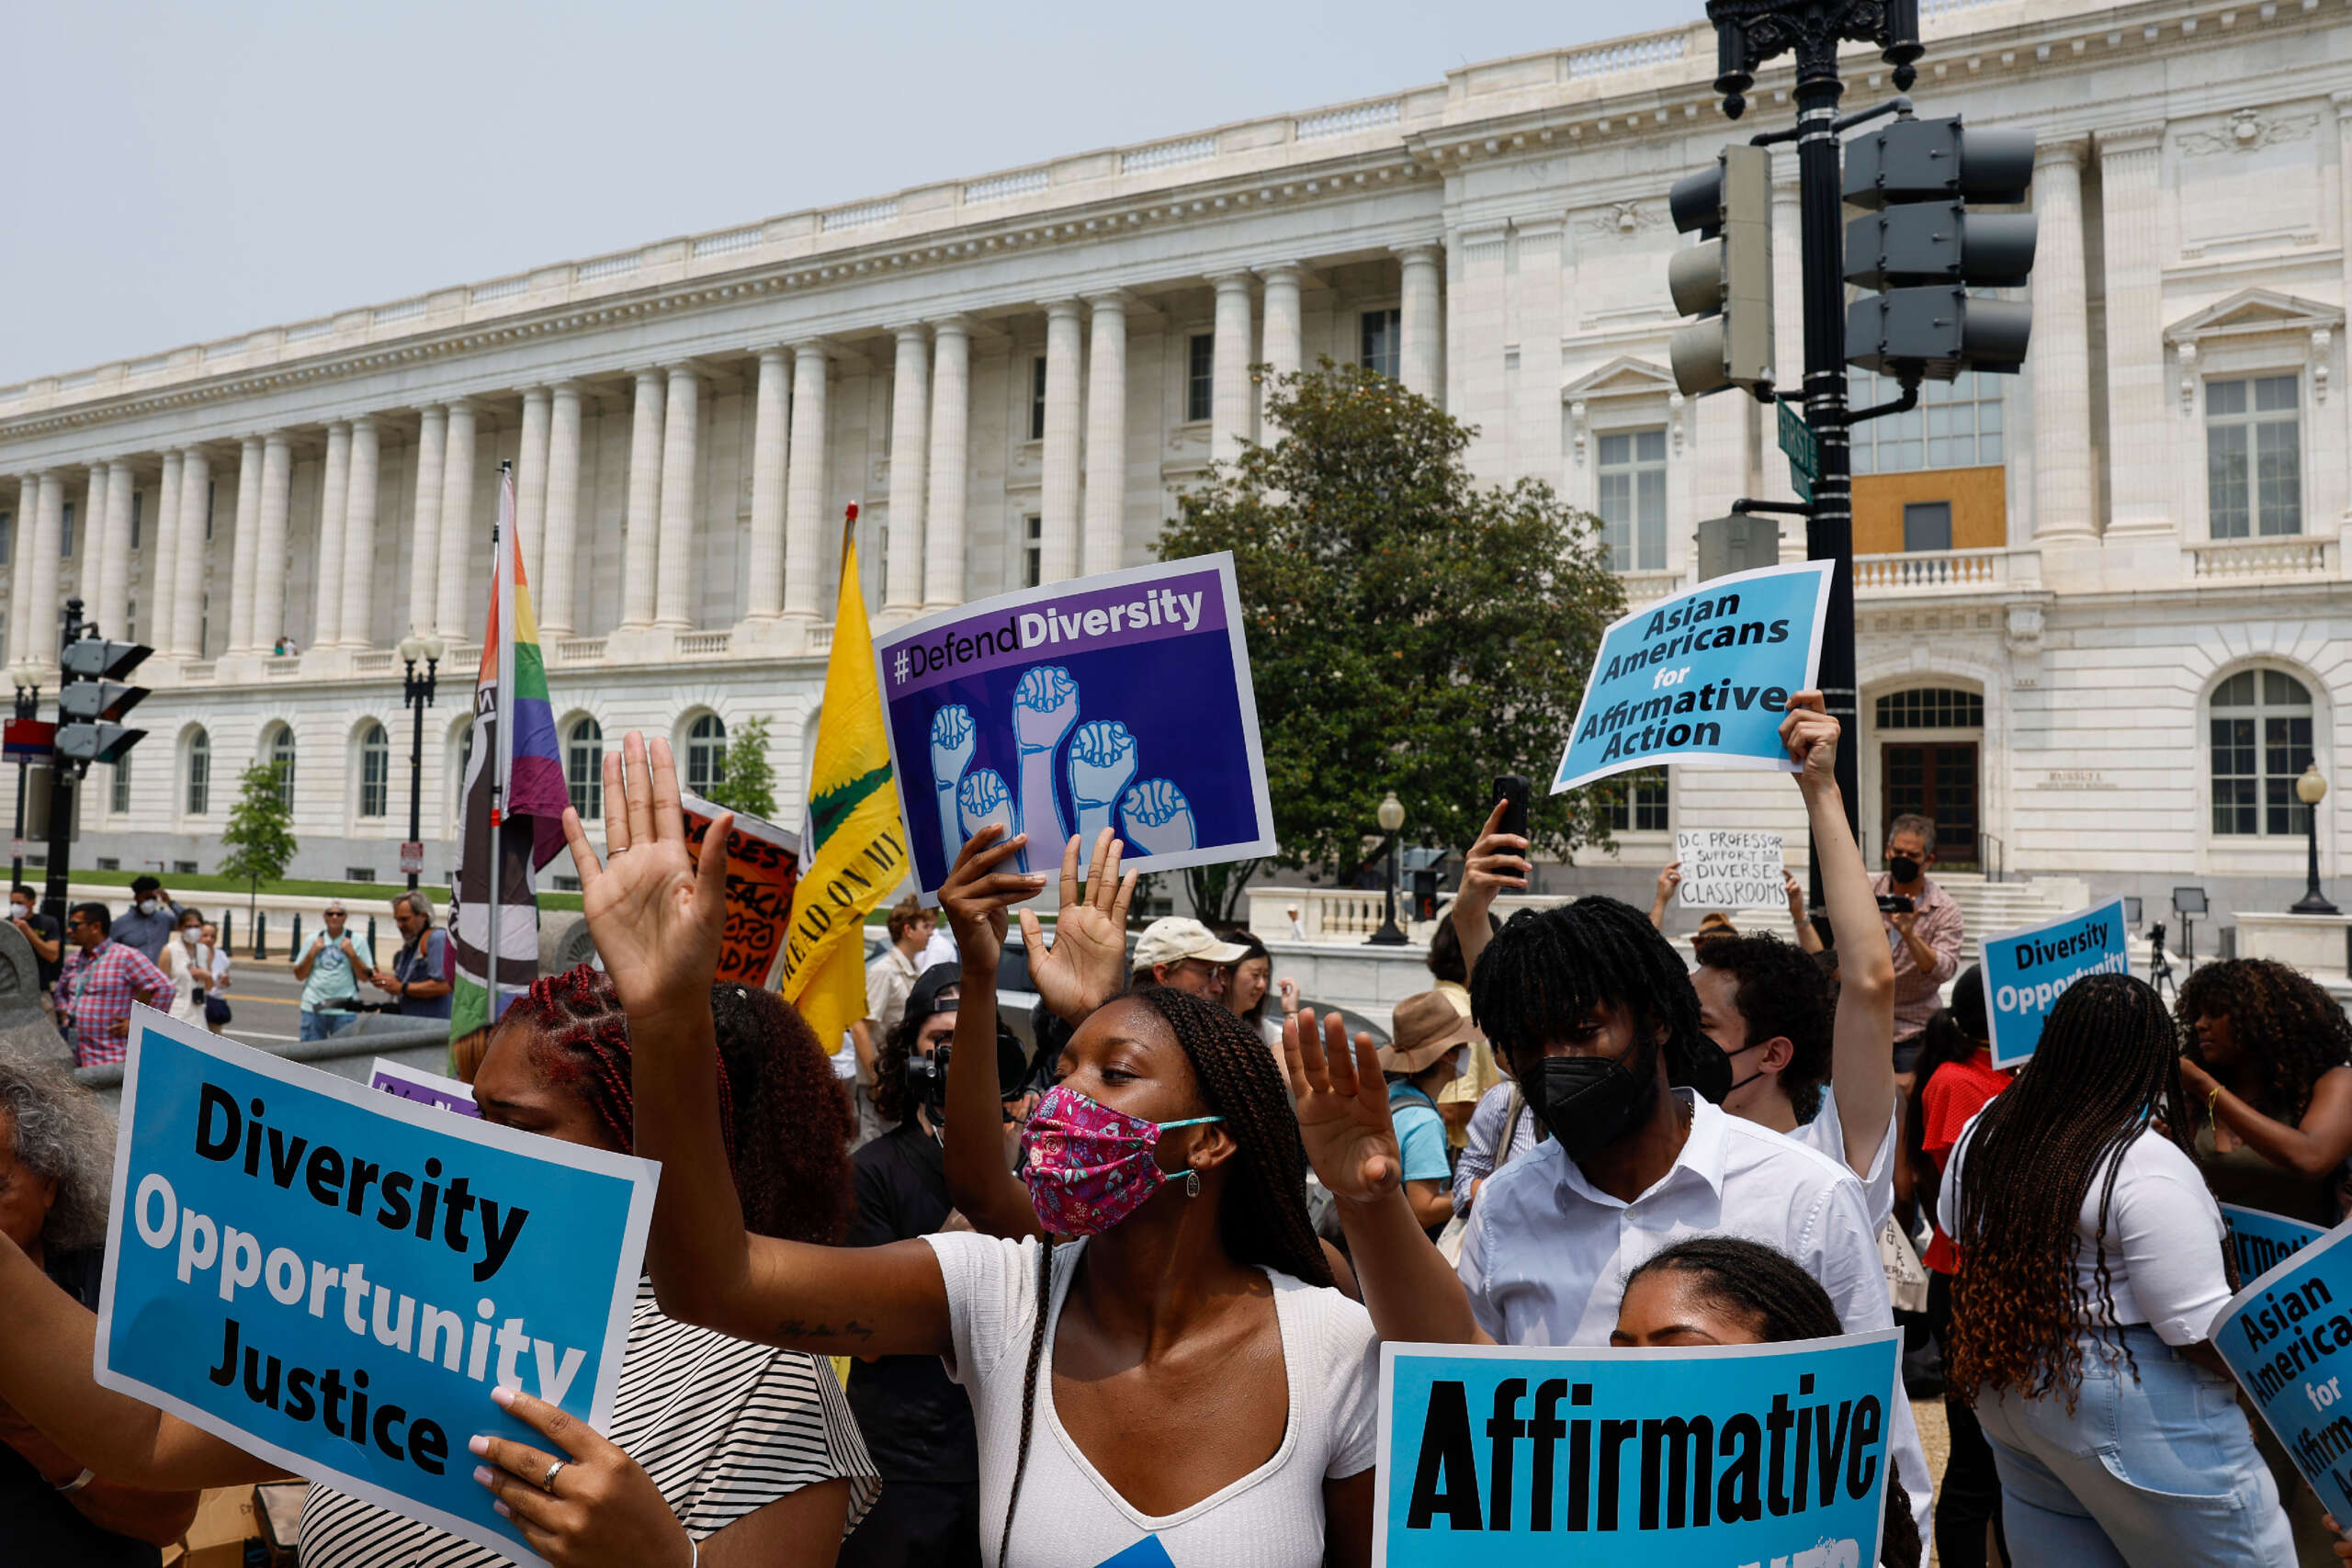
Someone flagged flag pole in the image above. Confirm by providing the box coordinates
[488,461,514,1023]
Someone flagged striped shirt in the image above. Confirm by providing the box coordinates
[300,1279,879,1568]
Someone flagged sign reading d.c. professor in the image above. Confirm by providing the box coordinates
[99,1008,656,1564]
[1980,897,2130,1068]
[1553,560,1833,795]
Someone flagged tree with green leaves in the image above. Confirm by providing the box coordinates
[1156,360,1626,922]
[217,761,299,920]
[702,716,779,822]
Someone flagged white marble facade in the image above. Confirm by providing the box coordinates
[6,0,2352,930]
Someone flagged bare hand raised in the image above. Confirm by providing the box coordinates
[560,733,729,1025]
[1283,1010,1403,1206]
[1458,799,1531,924]
[1779,690,1839,790]
[937,826,1045,978]
[1020,829,1137,1025]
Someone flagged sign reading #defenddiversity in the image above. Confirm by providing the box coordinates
[99,1008,656,1562]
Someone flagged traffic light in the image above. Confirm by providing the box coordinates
[1668,143,1773,397]
[1843,115,2037,380]
[56,636,151,766]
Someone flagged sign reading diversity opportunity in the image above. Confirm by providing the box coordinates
[682,792,803,990]
[1675,830,1786,910]
[1980,897,2130,1068]
[99,1008,656,1563]
[873,554,1276,899]
[1375,1332,1898,1568]
[2216,1216,2352,1528]
[2222,1203,2327,1285]
[1553,560,1833,794]
[368,1059,481,1119]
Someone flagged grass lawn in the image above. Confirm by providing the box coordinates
[64,868,584,912]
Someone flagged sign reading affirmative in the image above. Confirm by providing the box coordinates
[2216,1215,2352,1532]
[1675,830,1786,911]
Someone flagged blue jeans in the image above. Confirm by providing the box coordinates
[298,1008,355,1043]
[1973,1325,2294,1568]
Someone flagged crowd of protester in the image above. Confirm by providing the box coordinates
[0,714,2347,1567]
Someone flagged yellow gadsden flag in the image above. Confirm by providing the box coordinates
[780,506,910,1050]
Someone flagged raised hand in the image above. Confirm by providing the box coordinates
[1019,829,1137,1025]
[1283,1010,1402,1205]
[1067,719,1139,846]
[1012,667,1081,872]
[930,704,978,856]
[1456,798,1530,926]
[938,825,1044,975]
[956,769,1017,841]
[1655,861,1683,905]
[1119,778,1197,854]
[1779,689,1839,792]
[559,733,729,1025]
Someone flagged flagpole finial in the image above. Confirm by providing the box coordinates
[839,502,860,571]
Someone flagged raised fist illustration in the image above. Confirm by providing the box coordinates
[1068,719,1140,846]
[956,769,1018,842]
[1120,778,1198,855]
[1012,666,1080,870]
[931,704,978,857]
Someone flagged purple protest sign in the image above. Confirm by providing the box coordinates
[368,1058,481,1118]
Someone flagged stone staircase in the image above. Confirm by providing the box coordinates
[1724,871,2093,964]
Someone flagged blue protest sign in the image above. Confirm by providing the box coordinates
[1979,897,2130,1068]
[2222,1203,2327,1286]
[99,1008,655,1562]
[2215,1215,2352,1529]
[873,554,1275,898]
[1552,560,1832,795]
[1374,1331,1899,1568]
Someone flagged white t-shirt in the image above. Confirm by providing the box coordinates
[1789,1088,1900,1231]
[924,1230,1380,1568]
[1945,1112,2233,1345]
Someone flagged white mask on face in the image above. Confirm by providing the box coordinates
[138,899,159,916]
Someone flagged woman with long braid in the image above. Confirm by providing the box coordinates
[1946,972,2292,1566]
[2177,956,2352,1228]
[576,734,1379,1568]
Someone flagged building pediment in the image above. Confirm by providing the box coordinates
[2164,288,2343,347]
[1561,355,1679,403]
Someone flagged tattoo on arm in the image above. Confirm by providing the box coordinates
[774,1316,877,1342]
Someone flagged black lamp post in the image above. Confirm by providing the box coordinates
[1368,791,1408,946]
[8,664,40,892]
[398,633,444,892]
[2292,762,2338,916]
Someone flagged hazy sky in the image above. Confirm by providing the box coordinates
[5,0,1699,385]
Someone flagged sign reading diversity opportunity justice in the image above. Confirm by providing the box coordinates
[98,1009,656,1562]
[1979,897,2130,1068]
[1553,560,1833,795]
[1675,830,1786,910]
[1375,1332,1898,1568]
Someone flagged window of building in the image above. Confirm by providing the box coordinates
[1023,514,1043,589]
[2211,670,2314,837]
[1902,502,1952,553]
[60,502,74,558]
[345,867,378,884]
[267,726,297,810]
[1875,688,1984,729]
[2206,375,2301,539]
[185,729,210,817]
[1596,429,1668,572]
[130,491,141,549]
[111,756,131,815]
[684,713,727,795]
[1186,334,1215,423]
[1028,355,1048,441]
[96,858,119,872]
[1603,767,1669,833]
[357,721,390,818]
[1849,370,2004,473]
[1361,310,1402,379]
[567,717,605,821]
[198,592,209,654]
[205,480,216,540]
[0,511,11,559]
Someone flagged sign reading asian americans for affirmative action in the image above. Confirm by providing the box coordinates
[2216,1216,2352,1530]
[1553,560,1833,795]
[98,1008,656,1564]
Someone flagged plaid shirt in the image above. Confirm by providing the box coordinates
[60,939,173,1067]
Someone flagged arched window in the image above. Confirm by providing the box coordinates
[111,755,132,816]
[266,725,297,810]
[567,717,604,821]
[185,730,210,817]
[1874,688,1984,729]
[2211,670,2315,837]
[358,722,390,819]
[684,713,727,796]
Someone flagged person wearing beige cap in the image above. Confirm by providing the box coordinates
[1128,917,1247,1000]
[1378,991,1480,1236]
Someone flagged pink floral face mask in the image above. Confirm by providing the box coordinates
[1017,1084,1223,1235]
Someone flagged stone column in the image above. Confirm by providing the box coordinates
[783,344,830,620]
[1209,273,1255,464]
[744,349,789,622]
[1040,301,1084,583]
[7,477,36,664]
[1083,295,1128,576]
[2099,124,2169,534]
[149,453,183,659]
[339,417,380,648]
[435,399,478,638]
[539,384,583,638]
[311,423,352,649]
[621,371,664,630]
[654,366,701,629]
[1396,243,1444,400]
[254,435,293,650]
[407,406,447,637]
[1257,265,1304,442]
[923,319,971,610]
[228,440,263,654]
[515,387,551,598]
[2030,139,2094,541]
[97,459,133,642]
[885,327,930,616]
[28,475,62,665]
[74,465,106,609]
[172,449,209,657]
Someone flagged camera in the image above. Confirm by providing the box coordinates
[906,1043,951,1110]
[1876,894,1915,914]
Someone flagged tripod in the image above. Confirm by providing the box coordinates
[2147,921,2177,1003]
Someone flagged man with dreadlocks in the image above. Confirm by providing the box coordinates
[1285,691,1933,1547]
[574,735,1381,1568]
[1945,972,2293,1565]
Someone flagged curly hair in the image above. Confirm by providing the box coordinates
[1949,974,2189,1408]
[2177,957,2352,1126]
[1698,933,1832,1121]
[0,1055,117,1253]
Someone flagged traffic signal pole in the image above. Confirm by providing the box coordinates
[41,598,86,934]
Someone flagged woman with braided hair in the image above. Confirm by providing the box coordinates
[578,733,1379,1568]
[0,958,881,1568]
[2177,956,2352,1228]
[1945,971,2292,1566]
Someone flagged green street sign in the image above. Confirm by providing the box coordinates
[1778,400,1819,477]
[1789,460,1814,502]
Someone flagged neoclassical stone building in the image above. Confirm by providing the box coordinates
[4,0,2350,931]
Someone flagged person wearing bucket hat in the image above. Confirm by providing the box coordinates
[1128,916,1248,999]
[1378,992,1481,1236]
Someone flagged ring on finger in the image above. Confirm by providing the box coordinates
[540,1459,567,1493]
[607,845,630,856]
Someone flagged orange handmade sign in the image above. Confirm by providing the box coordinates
[682,794,802,990]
